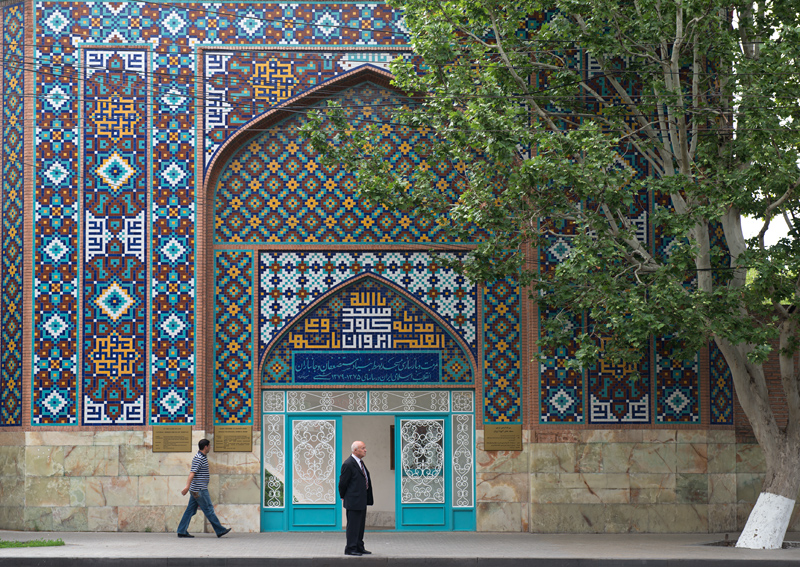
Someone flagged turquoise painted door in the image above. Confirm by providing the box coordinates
[288,416,342,530]
[395,417,450,530]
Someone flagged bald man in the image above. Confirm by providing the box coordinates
[338,440,374,556]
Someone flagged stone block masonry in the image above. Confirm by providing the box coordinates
[0,430,259,533]
[0,427,794,533]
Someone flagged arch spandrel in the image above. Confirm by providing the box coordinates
[209,69,487,245]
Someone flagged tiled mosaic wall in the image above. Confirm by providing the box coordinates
[32,1,412,426]
[483,280,520,424]
[1,2,24,426]
[82,49,149,425]
[213,250,253,426]
[213,80,482,244]
[263,276,475,384]
[536,48,725,424]
[26,1,730,429]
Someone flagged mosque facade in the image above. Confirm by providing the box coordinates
[0,0,774,533]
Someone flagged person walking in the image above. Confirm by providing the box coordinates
[338,440,373,556]
[177,438,232,538]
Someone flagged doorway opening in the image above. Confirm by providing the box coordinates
[342,415,396,530]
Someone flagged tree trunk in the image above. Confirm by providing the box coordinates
[715,337,800,549]
[736,434,800,548]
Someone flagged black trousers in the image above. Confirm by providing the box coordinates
[345,508,367,553]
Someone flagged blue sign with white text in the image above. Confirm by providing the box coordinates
[293,351,441,383]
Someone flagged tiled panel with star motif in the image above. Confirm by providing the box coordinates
[587,165,651,424]
[653,191,700,423]
[214,250,253,425]
[1,3,24,426]
[81,49,148,425]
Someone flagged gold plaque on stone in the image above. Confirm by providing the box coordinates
[484,423,522,451]
[152,426,192,453]
[214,425,253,452]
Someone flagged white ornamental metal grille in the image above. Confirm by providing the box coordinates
[292,419,336,504]
[451,391,474,413]
[263,414,285,508]
[262,391,285,413]
[287,390,367,412]
[400,418,445,504]
[452,414,473,507]
[369,391,450,413]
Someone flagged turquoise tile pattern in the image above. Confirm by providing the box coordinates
[1,2,24,425]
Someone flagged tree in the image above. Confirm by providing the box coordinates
[300,0,800,549]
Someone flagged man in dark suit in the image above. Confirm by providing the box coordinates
[339,440,373,556]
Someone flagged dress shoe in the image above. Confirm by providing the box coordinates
[217,527,232,538]
[358,550,372,555]
[177,533,194,538]
[345,550,363,556]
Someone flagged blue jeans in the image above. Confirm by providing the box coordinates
[177,489,226,536]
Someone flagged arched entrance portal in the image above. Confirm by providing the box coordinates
[204,63,480,533]
[261,389,476,531]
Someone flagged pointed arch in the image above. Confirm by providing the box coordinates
[259,272,477,385]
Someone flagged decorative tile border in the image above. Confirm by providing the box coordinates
[483,279,520,424]
[213,250,254,425]
[1,2,23,426]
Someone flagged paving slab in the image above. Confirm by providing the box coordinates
[2,531,800,567]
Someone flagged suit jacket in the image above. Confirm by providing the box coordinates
[338,455,374,510]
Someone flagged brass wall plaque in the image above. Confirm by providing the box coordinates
[484,423,523,451]
[214,425,253,452]
[152,426,192,453]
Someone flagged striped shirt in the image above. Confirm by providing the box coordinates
[189,451,210,492]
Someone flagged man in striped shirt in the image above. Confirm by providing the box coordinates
[177,439,231,538]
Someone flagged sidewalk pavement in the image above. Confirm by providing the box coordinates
[3,530,800,567]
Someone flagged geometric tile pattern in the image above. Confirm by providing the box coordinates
[653,192,701,423]
[655,336,700,423]
[587,175,651,424]
[539,219,585,424]
[483,279,521,423]
[214,251,253,425]
[258,251,478,363]
[1,3,24,425]
[34,1,410,425]
[205,50,410,165]
[82,49,147,425]
[708,222,733,424]
[215,82,483,245]
[539,307,584,423]
[588,336,650,424]
[262,276,473,385]
[709,342,734,425]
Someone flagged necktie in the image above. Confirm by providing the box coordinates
[359,460,369,489]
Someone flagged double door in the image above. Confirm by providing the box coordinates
[287,415,450,531]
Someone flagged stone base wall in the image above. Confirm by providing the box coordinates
[1,427,795,533]
[0,431,260,533]
[475,429,800,533]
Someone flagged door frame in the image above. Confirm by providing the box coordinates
[286,415,342,531]
[260,389,476,532]
[395,415,451,531]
